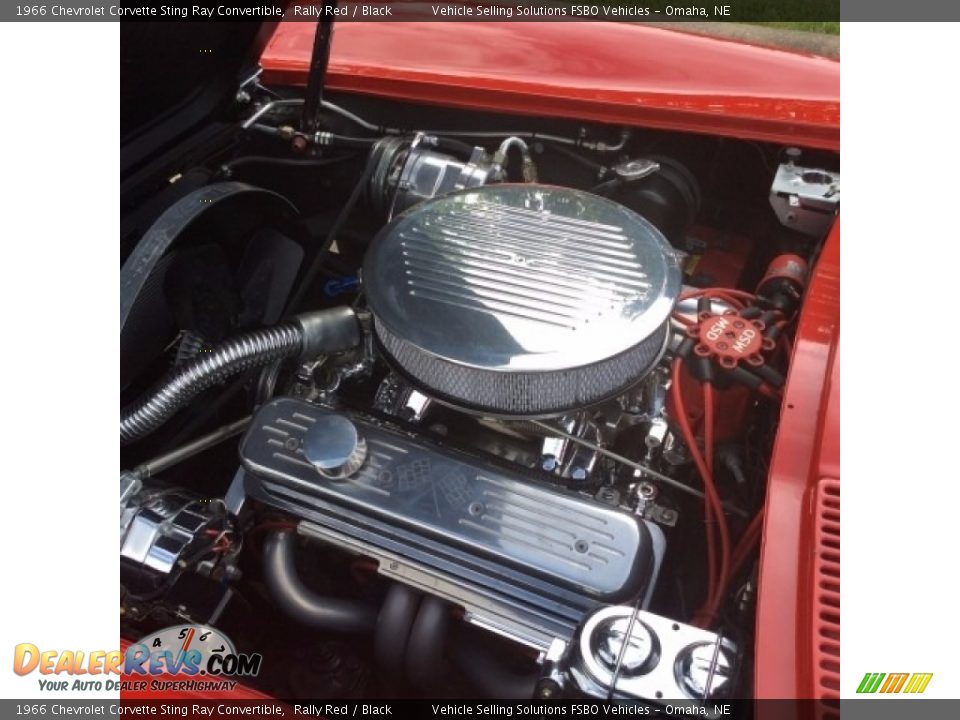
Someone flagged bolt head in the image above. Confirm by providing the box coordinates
[638,482,657,499]
[540,455,559,473]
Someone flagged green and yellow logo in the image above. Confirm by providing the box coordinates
[857,672,933,694]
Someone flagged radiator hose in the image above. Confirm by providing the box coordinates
[120,307,359,444]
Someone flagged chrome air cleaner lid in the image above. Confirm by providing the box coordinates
[363,184,682,416]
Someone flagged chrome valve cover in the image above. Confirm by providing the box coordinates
[240,398,663,649]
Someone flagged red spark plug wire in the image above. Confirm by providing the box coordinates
[702,381,718,609]
[729,508,765,579]
[670,287,784,623]
[671,357,730,625]
[679,287,755,309]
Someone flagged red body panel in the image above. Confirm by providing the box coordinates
[260,21,839,150]
[755,222,840,699]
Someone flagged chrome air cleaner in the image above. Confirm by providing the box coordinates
[363,184,681,416]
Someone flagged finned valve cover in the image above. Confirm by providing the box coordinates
[363,184,681,416]
[240,398,659,647]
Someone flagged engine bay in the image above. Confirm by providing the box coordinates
[119,76,839,702]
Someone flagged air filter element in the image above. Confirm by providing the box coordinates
[364,184,681,416]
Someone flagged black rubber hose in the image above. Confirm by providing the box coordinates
[405,596,450,688]
[120,307,358,444]
[220,154,358,175]
[254,358,286,408]
[543,142,608,174]
[453,642,539,699]
[374,584,422,678]
[321,134,380,148]
[262,531,378,633]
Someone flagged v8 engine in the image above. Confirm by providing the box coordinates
[120,81,835,703]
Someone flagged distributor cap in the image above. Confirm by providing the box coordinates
[678,301,786,394]
[690,311,773,370]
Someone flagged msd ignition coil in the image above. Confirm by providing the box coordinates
[756,253,809,313]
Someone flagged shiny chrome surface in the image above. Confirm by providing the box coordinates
[769,158,840,238]
[676,641,734,699]
[364,185,681,415]
[370,185,678,369]
[242,398,655,601]
[302,414,367,480]
[574,606,736,701]
[593,615,658,676]
[120,490,216,575]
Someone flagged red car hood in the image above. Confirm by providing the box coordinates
[261,21,839,150]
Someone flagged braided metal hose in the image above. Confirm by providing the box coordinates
[121,325,303,445]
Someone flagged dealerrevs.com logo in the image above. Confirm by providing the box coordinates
[13,624,262,692]
[856,672,933,694]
